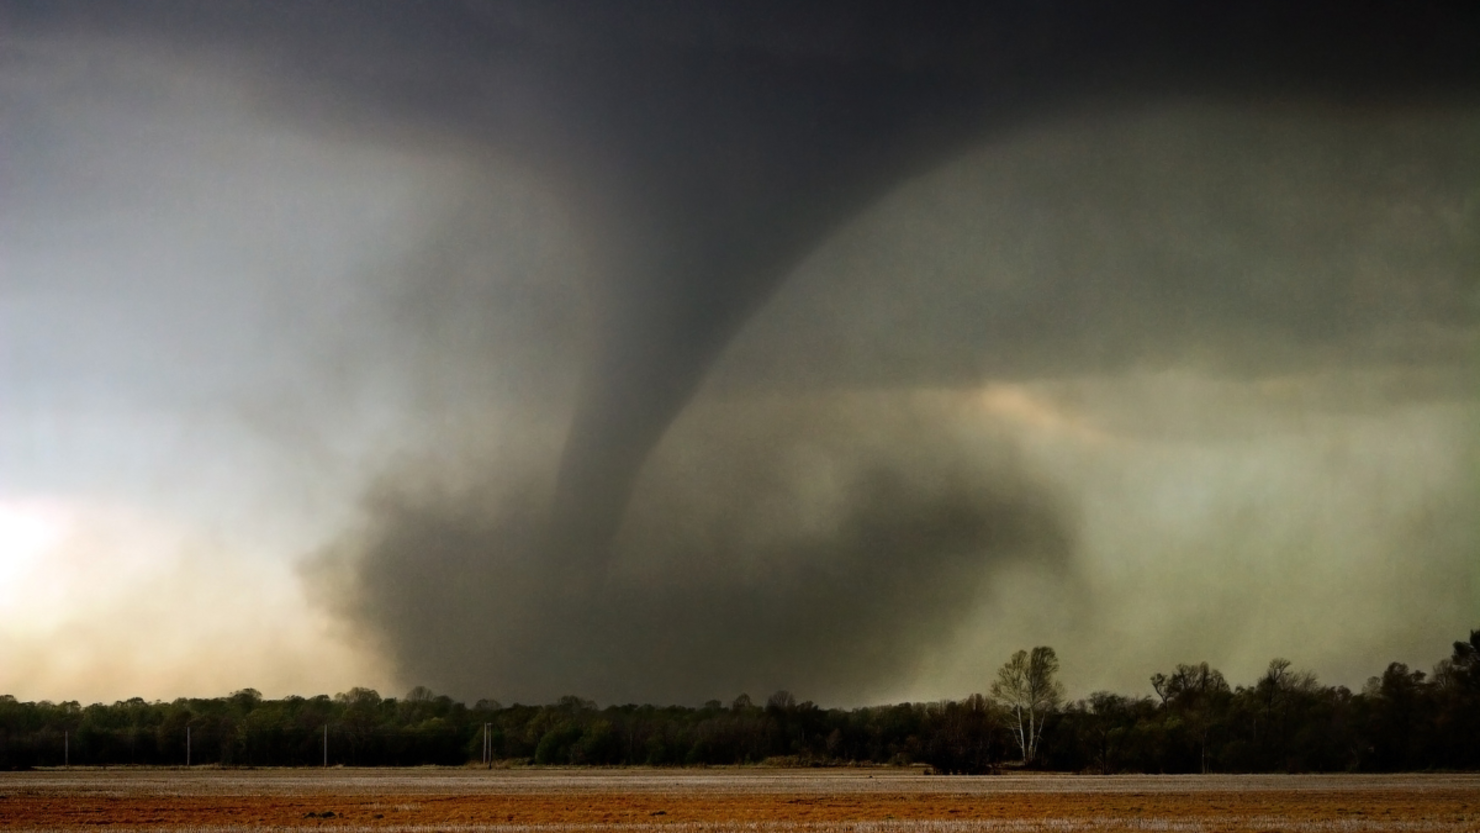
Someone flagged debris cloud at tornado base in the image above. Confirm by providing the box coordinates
[308,394,1075,706]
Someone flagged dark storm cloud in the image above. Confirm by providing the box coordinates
[8,1,1477,702]
[713,104,1480,392]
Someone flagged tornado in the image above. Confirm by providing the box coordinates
[9,0,1476,703]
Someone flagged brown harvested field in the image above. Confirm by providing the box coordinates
[2,768,1478,832]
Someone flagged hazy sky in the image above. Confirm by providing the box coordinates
[1,2,1476,706]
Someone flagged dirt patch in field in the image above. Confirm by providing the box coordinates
[2,770,1478,831]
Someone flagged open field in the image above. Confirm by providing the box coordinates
[2,769,1478,832]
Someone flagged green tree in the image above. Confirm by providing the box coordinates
[1151,662,1231,773]
[990,646,1064,766]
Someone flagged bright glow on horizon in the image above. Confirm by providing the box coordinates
[0,496,390,703]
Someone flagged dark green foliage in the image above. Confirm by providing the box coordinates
[2,629,1476,771]
[533,722,583,764]
[918,694,1004,773]
[1039,632,1480,773]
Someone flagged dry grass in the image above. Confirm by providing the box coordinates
[2,769,1478,832]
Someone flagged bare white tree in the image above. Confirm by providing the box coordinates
[990,646,1064,765]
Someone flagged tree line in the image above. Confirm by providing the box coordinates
[2,629,1475,773]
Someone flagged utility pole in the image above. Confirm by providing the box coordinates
[483,723,491,768]
[64,730,69,767]
[323,724,328,768]
[186,726,191,767]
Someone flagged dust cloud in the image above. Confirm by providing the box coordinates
[308,394,1074,705]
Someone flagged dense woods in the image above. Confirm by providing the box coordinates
[3,630,1475,773]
